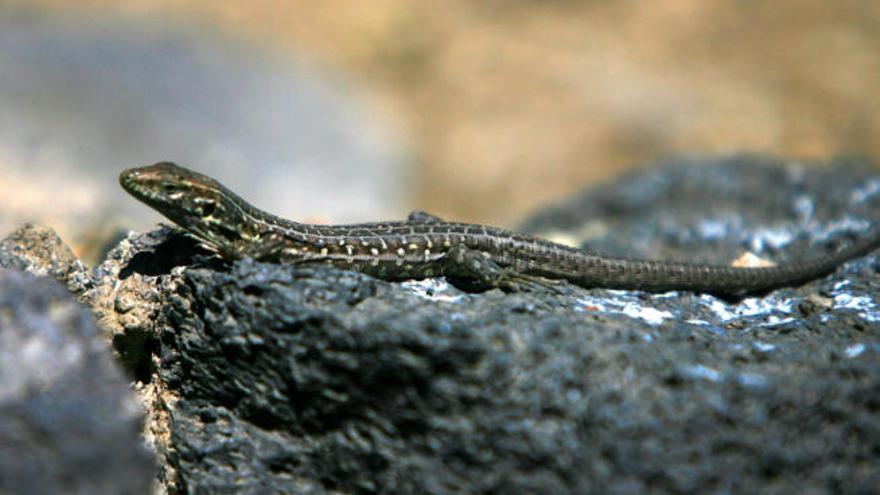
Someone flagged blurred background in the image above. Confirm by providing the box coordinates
[1,1,878,263]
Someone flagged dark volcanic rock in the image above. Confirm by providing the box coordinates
[0,268,153,495]
[85,227,212,380]
[129,155,880,494]
[0,223,92,295]
[3,155,872,493]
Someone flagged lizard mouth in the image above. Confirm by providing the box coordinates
[119,163,193,223]
[118,167,139,192]
[119,162,189,204]
[119,166,160,201]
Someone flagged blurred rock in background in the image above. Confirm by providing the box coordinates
[0,5,407,262]
[2,1,879,259]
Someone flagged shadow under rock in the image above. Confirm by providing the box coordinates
[120,230,226,278]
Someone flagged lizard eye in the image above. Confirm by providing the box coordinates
[162,184,177,193]
[200,201,216,217]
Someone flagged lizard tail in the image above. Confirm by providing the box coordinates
[554,228,880,295]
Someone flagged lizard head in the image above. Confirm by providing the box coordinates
[120,162,255,253]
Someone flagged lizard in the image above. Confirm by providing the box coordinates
[119,162,880,295]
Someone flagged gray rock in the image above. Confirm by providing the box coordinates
[0,223,92,295]
[85,227,206,380]
[0,268,153,495]
[119,155,878,493]
[5,155,876,493]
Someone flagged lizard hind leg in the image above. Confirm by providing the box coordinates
[440,244,566,293]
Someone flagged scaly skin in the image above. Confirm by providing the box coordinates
[120,162,880,295]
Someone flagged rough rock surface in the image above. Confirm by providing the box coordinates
[0,223,92,295]
[0,268,153,495]
[4,154,880,494]
[93,155,874,494]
